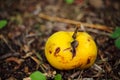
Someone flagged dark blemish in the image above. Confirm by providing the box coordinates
[70,49,76,58]
[71,40,79,58]
[54,47,60,56]
[58,56,68,64]
[55,47,60,53]
[63,47,71,51]
[72,65,77,68]
[87,58,91,64]
[88,39,90,42]
[71,40,79,48]
[71,49,76,58]
[49,50,52,54]
[79,64,82,67]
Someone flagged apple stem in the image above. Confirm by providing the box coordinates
[72,25,80,39]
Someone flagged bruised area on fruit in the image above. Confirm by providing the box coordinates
[87,57,91,64]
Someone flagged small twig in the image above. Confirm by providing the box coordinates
[39,64,47,73]
[80,24,86,32]
[22,45,34,59]
[0,52,20,60]
[39,13,113,33]
[72,25,80,39]
[70,71,80,79]
[77,70,84,80]
[98,50,112,73]
[84,28,111,36]
[30,56,40,69]
[0,34,16,52]
[5,57,24,70]
[22,52,33,59]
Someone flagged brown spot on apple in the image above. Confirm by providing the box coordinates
[86,57,91,64]
[54,47,60,56]
[88,39,90,42]
[49,50,52,54]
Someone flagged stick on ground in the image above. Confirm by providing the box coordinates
[39,13,113,33]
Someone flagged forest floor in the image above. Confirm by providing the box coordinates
[0,0,120,80]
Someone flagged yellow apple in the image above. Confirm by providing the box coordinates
[45,31,97,70]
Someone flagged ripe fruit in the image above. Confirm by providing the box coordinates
[45,31,97,70]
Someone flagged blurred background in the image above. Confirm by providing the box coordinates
[0,0,120,80]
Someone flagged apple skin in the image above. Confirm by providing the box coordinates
[45,31,97,70]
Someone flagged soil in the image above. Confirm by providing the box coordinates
[0,0,120,80]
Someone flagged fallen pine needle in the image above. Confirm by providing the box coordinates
[39,13,113,33]
[30,56,40,69]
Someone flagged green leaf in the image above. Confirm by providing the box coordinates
[111,27,120,39]
[0,20,7,29]
[115,37,120,49]
[65,0,74,4]
[54,74,62,80]
[30,71,46,80]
